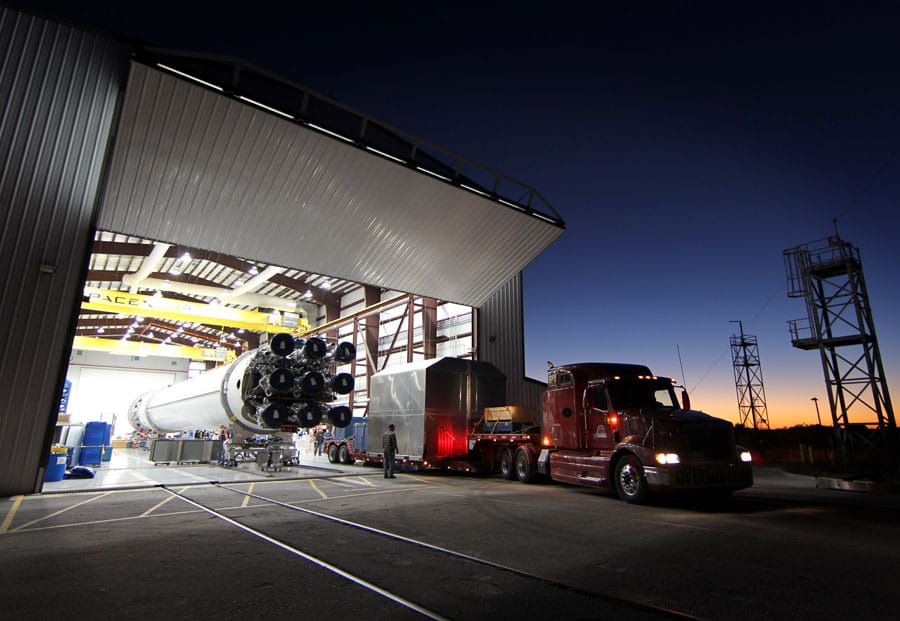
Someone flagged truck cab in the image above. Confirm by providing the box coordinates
[539,363,752,503]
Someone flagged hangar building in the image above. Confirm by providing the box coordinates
[0,6,564,496]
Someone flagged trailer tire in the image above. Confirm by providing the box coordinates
[614,454,649,504]
[515,449,536,483]
[499,449,516,480]
[339,444,353,464]
[327,443,339,463]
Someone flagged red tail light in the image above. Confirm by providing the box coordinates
[608,414,619,428]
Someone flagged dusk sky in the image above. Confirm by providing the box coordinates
[13,1,900,428]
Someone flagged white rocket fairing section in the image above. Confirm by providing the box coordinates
[129,333,355,434]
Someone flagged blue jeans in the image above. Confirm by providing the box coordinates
[383,450,395,477]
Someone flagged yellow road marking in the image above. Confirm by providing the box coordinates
[320,478,355,488]
[10,491,113,532]
[405,475,449,486]
[6,487,421,534]
[241,483,255,507]
[309,479,328,499]
[0,495,24,533]
[140,486,189,517]
[354,476,375,486]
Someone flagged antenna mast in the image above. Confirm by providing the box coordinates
[729,320,770,430]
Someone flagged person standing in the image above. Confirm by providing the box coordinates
[382,423,398,478]
[314,427,325,457]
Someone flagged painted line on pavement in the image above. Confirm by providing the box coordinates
[0,495,24,533]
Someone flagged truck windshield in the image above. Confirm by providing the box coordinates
[607,379,679,410]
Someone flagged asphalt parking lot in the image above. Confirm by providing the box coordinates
[4,463,900,620]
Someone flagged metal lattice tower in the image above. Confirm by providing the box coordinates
[730,321,770,430]
[784,231,896,471]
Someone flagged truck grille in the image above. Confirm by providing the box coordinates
[684,423,734,461]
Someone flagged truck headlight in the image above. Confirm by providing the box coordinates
[655,452,680,465]
[740,450,752,463]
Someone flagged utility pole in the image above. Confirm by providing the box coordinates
[811,396,822,426]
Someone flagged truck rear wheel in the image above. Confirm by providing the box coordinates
[339,444,353,464]
[499,449,516,480]
[614,454,649,504]
[327,443,339,463]
[515,449,536,483]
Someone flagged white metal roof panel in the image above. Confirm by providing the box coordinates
[98,63,562,307]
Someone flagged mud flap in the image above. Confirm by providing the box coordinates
[537,449,553,475]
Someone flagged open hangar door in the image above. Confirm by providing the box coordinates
[53,232,502,490]
[1,14,564,495]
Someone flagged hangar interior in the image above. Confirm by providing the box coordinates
[0,7,564,496]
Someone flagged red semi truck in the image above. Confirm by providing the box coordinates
[327,358,753,503]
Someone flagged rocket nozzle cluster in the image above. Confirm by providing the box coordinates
[242,333,356,429]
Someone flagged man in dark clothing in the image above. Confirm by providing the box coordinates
[382,423,398,478]
[314,428,325,456]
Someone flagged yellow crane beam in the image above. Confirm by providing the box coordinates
[72,336,238,362]
[81,287,310,334]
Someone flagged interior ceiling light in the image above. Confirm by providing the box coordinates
[320,280,332,290]
[248,266,259,275]
[168,252,192,276]
[234,279,245,287]
[303,290,313,299]
[96,327,105,334]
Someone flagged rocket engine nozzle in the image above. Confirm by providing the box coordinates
[129,332,357,434]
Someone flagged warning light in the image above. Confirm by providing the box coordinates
[608,414,619,428]
[542,436,551,446]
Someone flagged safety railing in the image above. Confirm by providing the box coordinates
[135,47,564,227]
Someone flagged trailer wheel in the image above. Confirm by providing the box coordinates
[327,443,339,463]
[614,454,649,504]
[339,444,353,464]
[499,449,516,480]
[515,449,536,483]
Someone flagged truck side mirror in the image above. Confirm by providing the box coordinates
[681,389,691,411]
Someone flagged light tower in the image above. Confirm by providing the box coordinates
[730,320,770,430]
[784,228,896,471]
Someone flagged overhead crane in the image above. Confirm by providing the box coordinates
[81,286,311,334]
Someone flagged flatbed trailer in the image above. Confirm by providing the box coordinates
[325,358,752,504]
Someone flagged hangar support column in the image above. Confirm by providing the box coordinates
[422,297,438,359]
[363,286,381,395]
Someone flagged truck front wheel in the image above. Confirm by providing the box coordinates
[614,454,649,504]
[515,449,536,483]
[499,449,516,480]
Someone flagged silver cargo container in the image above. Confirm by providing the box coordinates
[368,358,506,464]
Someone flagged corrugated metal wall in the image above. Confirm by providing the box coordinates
[477,273,545,416]
[0,8,126,496]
